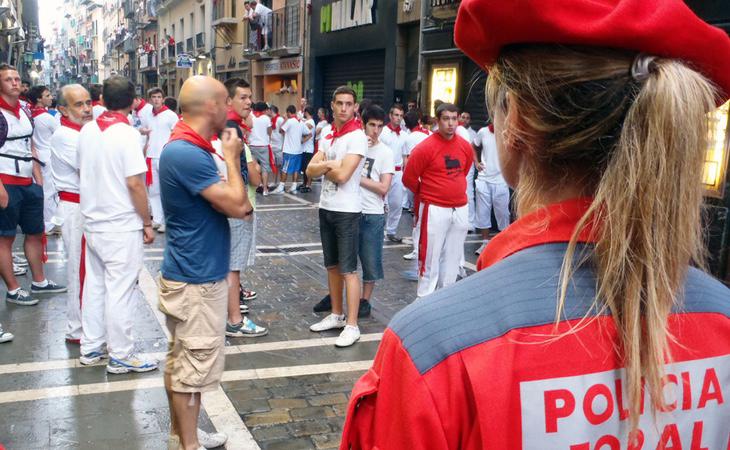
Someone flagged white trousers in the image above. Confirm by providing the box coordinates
[81,230,143,359]
[42,162,60,231]
[466,163,476,230]
[475,179,511,230]
[148,158,164,225]
[402,187,414,210]
[416,204,469,297]
[59,200,84,340]
[386,171,404,235]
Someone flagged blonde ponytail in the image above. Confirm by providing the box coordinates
[487,45,717,431]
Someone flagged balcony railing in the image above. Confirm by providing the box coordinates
[139,52,157,69]
[123,36,136,53]
[271,5,301,52]
[123,0,135,18]
[195,32,205,49]
[430,0,460,5]
[186,37,193,53]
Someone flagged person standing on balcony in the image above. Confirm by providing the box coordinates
[146,87,179,232]
[244,1,272,51]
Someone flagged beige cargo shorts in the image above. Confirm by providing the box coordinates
[158,276,228,393]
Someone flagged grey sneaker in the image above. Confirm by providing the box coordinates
[79,350,108,365]
[12,255,28,267]
[13,263,27,276]
[0,323,13,343]
[30,279,67,294]
[6,289,38,306]
[226,317,268,338]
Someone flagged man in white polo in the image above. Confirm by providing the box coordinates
[146,87,179,232]
[379,103,407,243]
[51,84,93,344]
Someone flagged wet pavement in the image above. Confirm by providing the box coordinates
[0,184,486,449]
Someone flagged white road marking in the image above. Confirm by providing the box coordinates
[462,261,477,272]
[280,193,313,205]
[0,359,373,405]
[0,333,384,375]
[255,206,316,212]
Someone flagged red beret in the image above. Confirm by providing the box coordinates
[455,0,730,104]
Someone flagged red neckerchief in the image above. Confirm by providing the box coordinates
[30,106,48,118]
[0,96,21,119]
[167,120,216,154]
[326,117,362,143]
[387,122,401,136]
[134,99,147,113]
[60,116,83,132]
[488,124,494,133]
[153,105,170,116]
[252,111,264,118]
[411,125,430,136]
[96,111,130,131]
[476,197,598,271]
[271,114,280,130]
[92,101,102,107]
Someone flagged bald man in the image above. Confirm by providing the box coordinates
[158,75,252,450]
[51,84,93,343]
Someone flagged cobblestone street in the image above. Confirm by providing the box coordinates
[0,185,486,450]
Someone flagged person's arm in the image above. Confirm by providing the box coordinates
[126,174,154,244]
[325,153,362,185]
[245,147,261,187]
[31,142,43,185]
[200,128,252,219]
[305,150,330,178]
[402,145,427,193]
[360,172,392,197]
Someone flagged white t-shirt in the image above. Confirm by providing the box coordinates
[379,125,405,166]
[147,108,179,159]
[249,114,271,147]
[301,118,315,154]
[281,117,303,155]
[318,127,367,213]
[404,128,431,156]
[474,127,505,184]
[51,124,81,194]
[315,120,329,142]
[456,125,473,144]
[0,107,34,178]
[92,104,106,120]
[360,142,395,215]
[78,119,147,232]
[270,115,285,149]
[32,111,60,163]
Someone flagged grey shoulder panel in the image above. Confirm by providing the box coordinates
[389,243,730,375]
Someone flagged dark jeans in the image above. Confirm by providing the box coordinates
[319,209,360,274]
[359,214,385,282]
[0,183,44,236]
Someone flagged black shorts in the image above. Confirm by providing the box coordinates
[0,183,44,236]
[319,208,361,274]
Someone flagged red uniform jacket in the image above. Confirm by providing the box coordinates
[340,198,730,449]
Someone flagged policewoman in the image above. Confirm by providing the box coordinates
[339,0,730,448]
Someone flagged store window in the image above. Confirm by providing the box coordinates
[429,64,457,116]
[704,100,730,198]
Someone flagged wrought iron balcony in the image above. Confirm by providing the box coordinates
[270,4,301,55]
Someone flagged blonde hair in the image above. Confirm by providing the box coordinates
[486,45,717,431]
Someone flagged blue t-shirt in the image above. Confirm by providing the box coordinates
[159,140,230,283]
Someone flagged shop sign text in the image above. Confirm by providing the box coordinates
[320,0,375,33]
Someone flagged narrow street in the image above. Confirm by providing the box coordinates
[0,185,485,450]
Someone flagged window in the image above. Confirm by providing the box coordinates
[704,101,730,198]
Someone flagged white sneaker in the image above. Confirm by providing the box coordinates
[272,184,285,194]
[475,240,489,255]
[263,190,269,196]
[310,313,346,332]
[198,428,227,448]
[335,325,360,347]
[403,251,416,260]
[287,183,298,194]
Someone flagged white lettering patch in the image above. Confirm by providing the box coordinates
[520,355,730,449]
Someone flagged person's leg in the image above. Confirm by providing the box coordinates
[342,273,360,326]
[171,392,201,449]
[0,235,18,291]
[385,172,404,237]
[17,183,47,283]
[227,270,242,324]
[492,183,511,231]
[359,214,384,301]
[60,202,83,340]
[328,266,344,315]
[102,231,143,361]
[149,158,165,226]
[474,179,492,254]
[362,281,375,300]
[438,206,469,289]
[466,163,476,231]
[335,212,361,326]
[80,233,108,356]
[23,234,45,283]
[417,205,449,297]
[42,164,59,232]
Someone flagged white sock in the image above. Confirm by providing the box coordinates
[8,287,20,295]
[32,279,48,288]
